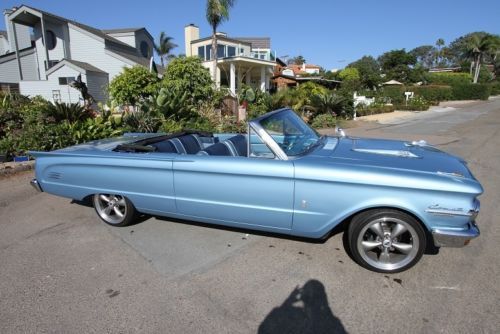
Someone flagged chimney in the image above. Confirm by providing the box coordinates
[184,24,199,57]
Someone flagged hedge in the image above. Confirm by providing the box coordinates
[356,104,395,116]
[408,85,453,104]
[490,82,500,96]
[425,72,472,86]
[452,83,491,100]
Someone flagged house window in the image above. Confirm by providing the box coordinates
[46,30,56,50]
[58,77,76,85]
[227,46,235,57]
[217,44,225,58]
[140,41,149,58]
[205,45,212,60]
[52,90,61,103]
[198,46,205,59]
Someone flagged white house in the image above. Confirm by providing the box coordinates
[185,24,277,94]
[0,5,155,103]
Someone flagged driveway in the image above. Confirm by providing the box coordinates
[1,98,499,333]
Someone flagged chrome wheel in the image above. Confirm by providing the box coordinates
[356,217,420,271]
[93,194,128,225]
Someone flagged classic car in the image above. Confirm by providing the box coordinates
[29,108,482,273]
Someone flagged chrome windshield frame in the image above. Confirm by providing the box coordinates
[248,120,289,161]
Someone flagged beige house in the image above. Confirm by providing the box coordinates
[185,24,276,95]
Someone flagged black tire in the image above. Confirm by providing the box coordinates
[93,194,137,227]
[347,209,426,273]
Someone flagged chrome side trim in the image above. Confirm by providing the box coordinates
[432,222,480,247]
[426,199,480,218]
[30,178,42,192]
[425,208,474,217]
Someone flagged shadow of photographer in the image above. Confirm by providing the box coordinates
[258,279,347,334]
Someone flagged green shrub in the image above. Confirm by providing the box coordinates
[161,57,214,107]
[425,72,472,86]
[356,104,395,116]
[109,66,160,105]
[311,113,338,129]
[451,83,491,100]
[395,96,430,111]
[380,86,405,104]
[489,82,500,95]
[408,85,453,104]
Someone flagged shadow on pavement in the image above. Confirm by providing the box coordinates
[258,279,347,334]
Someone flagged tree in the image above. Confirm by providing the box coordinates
[347,56,381,89]
[435,38,445,66]
[154,32,177,67]
[378,49,417,83]
[206,0,236,83]
[410,45,435,68]
[465,34,500,83]
[162,57,214,106]
[288,55,306,65]
[109,66,160,106]
[447,32,490,66]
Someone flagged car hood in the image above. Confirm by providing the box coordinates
[313,137,474,179]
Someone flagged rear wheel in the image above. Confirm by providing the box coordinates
[93,194,137,227]
[348,209,426,273]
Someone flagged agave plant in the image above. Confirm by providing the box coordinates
[310,92,354,119]
[42,102,94,123]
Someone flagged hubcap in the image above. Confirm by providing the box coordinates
[94,194,127,225]
[357,217,419,271]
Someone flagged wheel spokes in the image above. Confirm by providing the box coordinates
[361,240,382,251]
[391,223,408,239]
[369,222,384,239]
[113,206,124,217]
[100,194,111,203]
[379,249,391,263]
[392,242,413,254]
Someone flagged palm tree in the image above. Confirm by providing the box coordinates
[154,32,177,67]
[206,0,236,84]
[435,38,445,66]
[466,34,500,83]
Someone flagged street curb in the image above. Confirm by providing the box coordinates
[0,160,35,177]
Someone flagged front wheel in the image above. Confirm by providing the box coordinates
[93,194,137,227]
[348,209,426,273]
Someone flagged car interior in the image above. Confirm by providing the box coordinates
[114,131,251,157]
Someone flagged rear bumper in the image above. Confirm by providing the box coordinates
[30,178,42,192]
[432,221,480,247]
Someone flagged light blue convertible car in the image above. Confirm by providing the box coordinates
[30,108,482,273]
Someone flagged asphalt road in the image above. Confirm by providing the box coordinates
[1,98,499,333]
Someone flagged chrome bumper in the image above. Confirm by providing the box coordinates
[30,178,42,192]
[432,222,480,247]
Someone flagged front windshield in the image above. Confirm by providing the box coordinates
[259,110,321,156]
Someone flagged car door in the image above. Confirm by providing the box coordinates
[173,155,294,230]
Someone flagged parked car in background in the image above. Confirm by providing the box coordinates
[30,108,482,273]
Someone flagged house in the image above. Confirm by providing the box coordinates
[273,62,340,90]
[184,24,276,94]
[0,5,156,103]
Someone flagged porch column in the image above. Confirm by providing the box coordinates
[260,66,266,92]
[40,15,50,78]
[246,70,251,85]
[12,23,23,80]
[237,66,242,91]
[230,62,236,95]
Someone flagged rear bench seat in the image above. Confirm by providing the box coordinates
[152,134,205,154]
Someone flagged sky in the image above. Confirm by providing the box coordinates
[1,0,499,69]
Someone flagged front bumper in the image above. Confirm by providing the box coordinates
[30,178,42,192]
[432,221,480,247]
